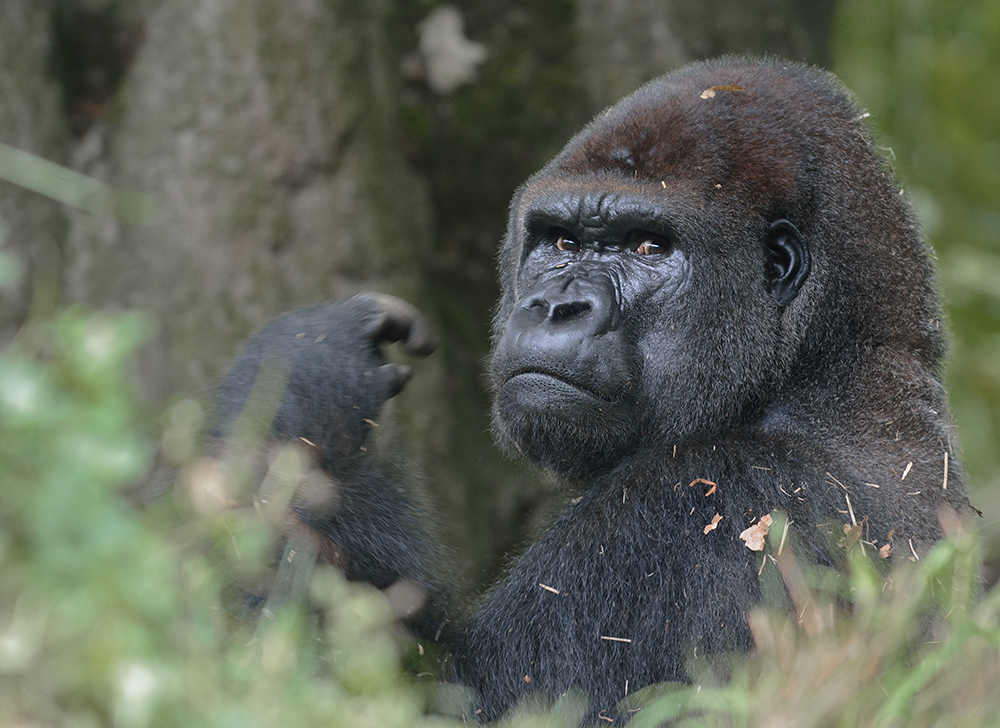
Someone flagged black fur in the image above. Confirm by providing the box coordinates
[215,58,975,724]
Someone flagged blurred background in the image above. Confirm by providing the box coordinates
[1,0,997,590]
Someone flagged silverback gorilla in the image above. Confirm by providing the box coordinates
[215,58,976,723]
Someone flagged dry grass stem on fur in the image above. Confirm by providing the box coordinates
[777,518,792,557]
[688,478,716,489]
[826,472,847,490]
[538,583,560,594]
[845,493,857,526]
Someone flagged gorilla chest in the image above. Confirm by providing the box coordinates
[465,479,762,699]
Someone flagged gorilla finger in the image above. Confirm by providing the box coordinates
[378,363,414,399]
[361,293,436,356]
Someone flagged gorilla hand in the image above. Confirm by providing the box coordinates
[348,292,436,399]
[213,293,434,464]
[213,295,453,641]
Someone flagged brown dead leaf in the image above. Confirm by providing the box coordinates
[700,84,746,99]
[739,513,773,551]
[879,543,893,559]
[704,513,723,535]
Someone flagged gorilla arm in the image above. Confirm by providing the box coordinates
[211,294,457,645]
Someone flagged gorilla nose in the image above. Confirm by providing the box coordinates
[519,275,618,335]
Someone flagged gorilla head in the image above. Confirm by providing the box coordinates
[489,58,946,483]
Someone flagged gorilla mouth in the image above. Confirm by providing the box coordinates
[505,368,624,405]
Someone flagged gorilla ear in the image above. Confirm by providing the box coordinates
[765,219,810,305]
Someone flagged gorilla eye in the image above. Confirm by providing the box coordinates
[629,231,671,256]
[554,233,581,252]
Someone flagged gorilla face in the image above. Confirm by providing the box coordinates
[490,185,692,476]
[488,67,822,480]
[490,168,810,479]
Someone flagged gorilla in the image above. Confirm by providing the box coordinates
[214,57,976,723]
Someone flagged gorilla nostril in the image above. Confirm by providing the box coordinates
[550,301,592,323]
[524,298,549,322]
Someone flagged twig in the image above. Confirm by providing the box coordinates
[777,518,792,557]
[826,472,846,490]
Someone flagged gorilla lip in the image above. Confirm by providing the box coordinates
[504,368,624,404]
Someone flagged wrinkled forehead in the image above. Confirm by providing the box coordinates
[511,175,704,239]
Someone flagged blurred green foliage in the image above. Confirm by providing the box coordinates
[0,138,477,722]
[834,0,1000,525]
[0,303,517,727]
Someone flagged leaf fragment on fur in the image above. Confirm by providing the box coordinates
[703,513,723,534]
[739,514,772,551]
[700,84,746,99]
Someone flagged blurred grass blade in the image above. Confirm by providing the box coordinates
[0,142,157,223]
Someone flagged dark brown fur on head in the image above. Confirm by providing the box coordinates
[497,58,950,459]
